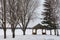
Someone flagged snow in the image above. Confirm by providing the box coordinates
[0,29,60,40]
[0,35,60,40]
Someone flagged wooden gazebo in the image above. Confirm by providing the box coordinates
[32,24,48,35]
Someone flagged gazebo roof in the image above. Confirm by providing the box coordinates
[33,24,52,29]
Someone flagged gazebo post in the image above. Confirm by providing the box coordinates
[45,29,46,35]
[36,29,37,34]
[42,29,43,35]
[50,29,52,35]
[32,29,37,35]
[42,28,46,35]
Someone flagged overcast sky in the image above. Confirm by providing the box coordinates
[27,0,45,28]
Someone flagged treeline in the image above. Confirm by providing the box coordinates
[0,0,40,39]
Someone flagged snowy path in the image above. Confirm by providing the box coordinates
[0,35,60,40]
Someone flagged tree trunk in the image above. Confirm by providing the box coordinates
[12,31,15,38]
[11,24,15,38]
[57,29,59,36]
[11,20,15,37]
[3,0,6,39]
[54,29,56,35]
[23,31,25,35]
[50,29,52,35]
[23,30,26,35]
[4,30,6,39]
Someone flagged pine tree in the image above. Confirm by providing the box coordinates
[42,0,57,35]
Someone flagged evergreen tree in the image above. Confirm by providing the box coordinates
[42,0,57,35]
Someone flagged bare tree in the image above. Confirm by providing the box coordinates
[7,0,20,38]
[16,0,39,35]
[0,0,39,38]
[1,0,6,39]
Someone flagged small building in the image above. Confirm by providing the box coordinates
[32,24,47,35]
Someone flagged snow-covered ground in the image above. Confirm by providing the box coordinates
[0,35,60,40]
[0,29,60,40]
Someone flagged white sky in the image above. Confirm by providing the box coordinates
[27,0,45,27]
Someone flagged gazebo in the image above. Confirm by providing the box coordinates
[32,24,48,35]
